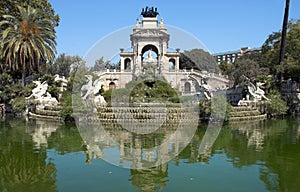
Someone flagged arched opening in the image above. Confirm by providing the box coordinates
[124,58,131,70]
[184,82,191,93]
[109,82,116,89]
[141,44,159,63]
[169,58,175,70]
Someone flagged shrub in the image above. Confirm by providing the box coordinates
[10,96,26,114]
[199,96,232,121]
[265,89,288,116]
[60,92,74,121]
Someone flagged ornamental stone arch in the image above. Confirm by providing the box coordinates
[109,82,116,89]
[141,44,159,60]
[169,58,176,70]
[124,58,131,70]
[184,81,191,94]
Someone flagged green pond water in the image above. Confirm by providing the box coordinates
[0,117,300,192]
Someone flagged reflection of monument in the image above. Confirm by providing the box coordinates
[28,119,61,148]
[80,112,198,169]
[130,163,168,191]
[94,7,229,95]
[1,119,57,191]
[230,121,265,151]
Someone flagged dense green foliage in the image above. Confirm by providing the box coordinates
[90,57,112,71]
[221,20,300,84]
[264,89,288,116]
[199,96,232,121]
[0,0,59,27]
[59,91,73,121]
[128,79,179,103]
[262,20,300,81]
[0,72,34,113]
[180,49,219,73]
[0,5,57,86]
[103,79,180,106]
[48,54,88,77]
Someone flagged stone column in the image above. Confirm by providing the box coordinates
[176,49,180,71]
[120,49,125,72]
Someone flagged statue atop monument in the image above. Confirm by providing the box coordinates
[141,6,159,17]
[144,49,156,63]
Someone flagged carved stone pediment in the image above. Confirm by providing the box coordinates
[131,29,169,39]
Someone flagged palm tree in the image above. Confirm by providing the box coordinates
[0,5,56,86]
[278,0,290,82]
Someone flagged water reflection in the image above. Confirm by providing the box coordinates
[0,119,57,192]
[27,119,61,149]
[79,119,198,169]
[0,117,300,191]
[220,119,300,192]
[129,163,168,192]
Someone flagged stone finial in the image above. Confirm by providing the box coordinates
[159,18,164,26]
[136,18,140,27]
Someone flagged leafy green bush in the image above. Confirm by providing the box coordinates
[265,89,288,116]
[102,89,112,105]
[10,96,26,113]
[199,96,232,121]
[167,96,180,103]
[129,79,178,103]
[60,92,73,121]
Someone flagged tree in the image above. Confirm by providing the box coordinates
[262,19,300,81]
[90,56,111,71]
[48,54,87,77]
[180,49,219,73]
[219,61,233,76]
[278,0,290,82]
[0,6,57,86]
[0,0,59,27]
[230,57,269,86]
[179,52,197,70]
[69,56,89,74]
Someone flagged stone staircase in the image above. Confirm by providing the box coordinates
[229,106,266,122]
[29,105,62,121]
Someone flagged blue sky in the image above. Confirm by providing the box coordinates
[49,0,300,59]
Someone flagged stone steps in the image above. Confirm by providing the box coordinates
[229,114,267,121]
[35,109,60,116]
[229,106,266,122]
[28,112,62,121]
[230,110,261,117]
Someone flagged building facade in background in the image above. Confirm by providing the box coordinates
[213,47,261,64]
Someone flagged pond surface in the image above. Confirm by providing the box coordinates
[0,117,300,192]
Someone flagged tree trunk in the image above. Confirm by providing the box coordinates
[22,57,26,87]
[278,0,290,82]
